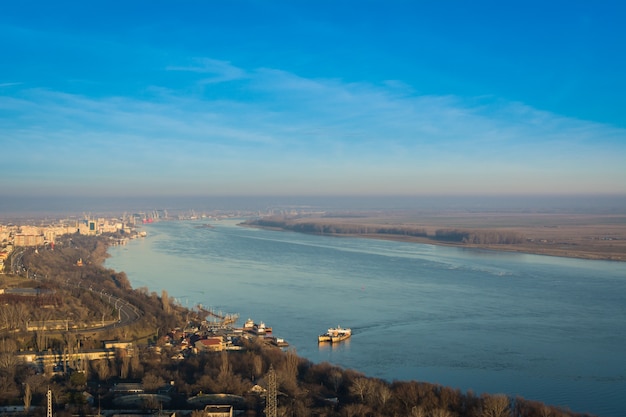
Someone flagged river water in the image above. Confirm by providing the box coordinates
[105,219,626,417]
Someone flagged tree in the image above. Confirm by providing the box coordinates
[411,406,427,417]
[161,290,171,314]
[23,383,32,412]
[482,394,510,417]
[130,350,143,378]
[349,377,370,402]
[343,403,369,417]
[430,409,453,417]
[70,372,87,389]
[94,359,111,382]
[376,381,393,408]
[0,338,19,370]
[142,372,165,391]
[216,351,234,392]
[329,368,343,393]
[252,354,264,380]
[539,405,552,417]
[120,355,131,379]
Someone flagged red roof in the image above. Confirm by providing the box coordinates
[198,337,222,346]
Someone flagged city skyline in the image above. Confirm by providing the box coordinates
[1,1,625,198]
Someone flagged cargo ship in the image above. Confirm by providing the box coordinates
[318,326,351,343]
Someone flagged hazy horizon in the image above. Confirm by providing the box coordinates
[1,194,625,220]
[2,2,626,198]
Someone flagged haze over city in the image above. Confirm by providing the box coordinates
[1,1,625,199]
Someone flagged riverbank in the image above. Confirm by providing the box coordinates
[242,211,626,261]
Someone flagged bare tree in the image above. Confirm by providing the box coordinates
[216,351,233,392]
[329,368,343,393]
[411,406,427,417]
[95,359,111,382]
[252,354,263,380]
[430,409,454,417]
[343,403,369,417]
[0,338,19,370]
[130,350,142,378]
[376,382,393,408]
[349,377,370,403]
[23,383,32,412]
[278,349,299,394]
[142,372,165,391]
[161,290,171,314]
[539,405,552,417]
[120,355,131,379]
[482,394,510,417]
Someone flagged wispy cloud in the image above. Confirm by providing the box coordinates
[1,60,625,196]
[166,58,247,84]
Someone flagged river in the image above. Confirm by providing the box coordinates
[105,219,626,417]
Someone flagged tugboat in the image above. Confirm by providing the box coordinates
[318,326,351,343]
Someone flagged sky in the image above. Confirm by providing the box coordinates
[1,1,626,198]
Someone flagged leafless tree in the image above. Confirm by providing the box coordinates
[482,394,510,417]
[411,406,427,417]
[539,405,552,417]
[253,354,264,380]
[277,348,299,394]
[329,368,343,393]
[120,355,131,379]
[161,290,171,314]
[376,381,393,408]
[142,372,165,391]
[23,382,32,412]
[430,408,454,417]
[95,359,111,382]
[130,350,143,378]
[0,338,19,370]
[343,403,369,417]
[349,377,370,402]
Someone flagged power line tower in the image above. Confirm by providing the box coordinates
[265,365,277,417]
[47,388,52,417]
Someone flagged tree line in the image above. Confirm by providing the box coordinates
[244,218,429,238]
[244,217,525,245]
[433,229,525,244]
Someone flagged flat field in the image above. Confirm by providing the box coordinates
[280,211,626,261]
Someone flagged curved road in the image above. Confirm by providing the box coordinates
[75,287,143,333]
[7,246,143,334]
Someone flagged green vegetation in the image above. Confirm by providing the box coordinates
[0,234,595,416]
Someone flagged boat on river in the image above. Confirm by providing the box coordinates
[318,326,351,343]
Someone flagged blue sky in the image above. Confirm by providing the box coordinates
[1,1,625,197]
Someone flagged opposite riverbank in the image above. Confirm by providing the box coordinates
[242,211,626,262]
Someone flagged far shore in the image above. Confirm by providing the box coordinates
[242,211,626,262]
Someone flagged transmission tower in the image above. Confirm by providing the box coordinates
[265,365,277,417]
[47,388,52,417]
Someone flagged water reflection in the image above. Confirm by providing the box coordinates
[318,338,352,352]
